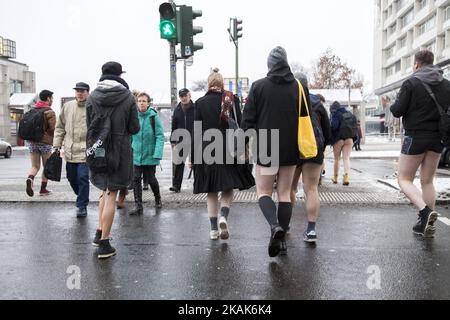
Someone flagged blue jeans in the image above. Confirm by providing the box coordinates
[66,162,90,209]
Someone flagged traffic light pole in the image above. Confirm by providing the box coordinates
[235,41,239,97]
[170,39,178,111]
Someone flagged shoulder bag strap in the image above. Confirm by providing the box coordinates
[296,80,310,117]
[415,78,446,116]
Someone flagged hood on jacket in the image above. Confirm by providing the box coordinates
[35,101,51,109]
[138,107,158,118]
[267,46,295,84]
[90,80,131,108]
[310,94,321,108]
[330,101,342,114]
[413,65,444,85]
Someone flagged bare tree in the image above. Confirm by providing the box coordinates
[192,80,208,92]
[310,48,363,90]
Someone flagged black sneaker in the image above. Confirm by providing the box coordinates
[155,197,163,210]
[413,211,438,238]
[143,185,149,191]
[98,239,116,260]
[304,230,318,243]
[26,178,34,197]
[169,187,181,193]
[268,226,285,258]
[92,230,102,247]
[76,208,88,219]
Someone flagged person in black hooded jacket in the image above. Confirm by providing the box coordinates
[243,46,310,258]
[390,50,450,239]
[86,62,140,259]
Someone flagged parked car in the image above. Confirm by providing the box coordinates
[439,147,450,168]
[0,138,12,158]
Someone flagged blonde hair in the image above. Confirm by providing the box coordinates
[208,68,224,89]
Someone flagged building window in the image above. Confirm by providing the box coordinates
[395,60,401,73]
[386,45,395,59]
[401,9,414,28]
[418,15,436,35]
[398,36,407,48]
[446,5,450,21]
[425,41,436,53]
[9,80,23,96]
[417,0,428,11]
[404,55,412,69]
[396,0,407,12]
[388,22,397,36]
[386,66,394,77]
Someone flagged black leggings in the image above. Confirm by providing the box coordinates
[134,166,160,196]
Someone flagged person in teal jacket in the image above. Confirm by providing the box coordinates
[129,92,165,214]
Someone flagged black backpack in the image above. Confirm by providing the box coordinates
[339,111,357,140]
[18,108,46,142]
[86,106,118,174]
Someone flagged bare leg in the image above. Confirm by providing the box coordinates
[29,153,41,177]
[98,192,106,231]
[420,151,441,210]
[101,190,118,240]
[342,139,353,175]
[220,190,234,209]
[302,163,322,223]
[333,141,344,178]
[207,193,219,218]
[291,167,302,206]
[398,154,427,210]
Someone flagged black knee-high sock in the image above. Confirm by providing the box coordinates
[258,196,278,227]
[278,202,293,232]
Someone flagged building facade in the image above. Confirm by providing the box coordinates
[373,0,450,138]
[0,37,35,145]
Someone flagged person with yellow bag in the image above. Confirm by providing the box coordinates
[291,75,332,244]
[242,46,313,258]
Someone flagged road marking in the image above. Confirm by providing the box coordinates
[438,217,450,226]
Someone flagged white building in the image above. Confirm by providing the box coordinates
[0,37,36,145]
[373,0,450,138]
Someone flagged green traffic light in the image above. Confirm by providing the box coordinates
[160,20,176,39]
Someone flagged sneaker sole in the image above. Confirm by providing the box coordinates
[304,237,318,243]
[26,180,34,197]
[268,229,285,258]
[219,221,229,240]
[98,252,117,259]
[424,212,438,238]
[92,242,100,247]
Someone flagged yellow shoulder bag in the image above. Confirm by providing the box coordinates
[296,80,318,160]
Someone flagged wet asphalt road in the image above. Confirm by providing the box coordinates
[1,202,450,300]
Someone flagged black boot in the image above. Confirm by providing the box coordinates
[98,239,116,260]
[268,225,285,258]
[150,182,162,209]
[129,183,143,216]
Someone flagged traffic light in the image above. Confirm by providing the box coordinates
[159,2,177,41]
[228,18,243,43]
[179,5,203,58]
[234,18,243,41]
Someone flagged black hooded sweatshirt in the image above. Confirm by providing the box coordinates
[390,65,450,137]
[242,62,312,167]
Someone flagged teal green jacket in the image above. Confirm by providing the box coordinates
[131,108,165,166]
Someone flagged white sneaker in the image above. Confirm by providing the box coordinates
[219,216,230,240]
[210,230,219,240]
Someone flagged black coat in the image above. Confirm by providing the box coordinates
[193,92,242,164]
[391,75,450,136]
[171,101,195,144]
[242,63,311,167]
[87,81,140,191]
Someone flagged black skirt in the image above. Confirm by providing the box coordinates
[193,163,255,194]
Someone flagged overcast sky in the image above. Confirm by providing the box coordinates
[1,0,374,108]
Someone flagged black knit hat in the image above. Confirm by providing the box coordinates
[102,61,126,76]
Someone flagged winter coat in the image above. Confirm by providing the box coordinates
[171,101,195,144]
[330,102,354,145]
[194,92,242,164]
[86,79,140,192]
[132,108,165,166]
[390,65,450,137]
[242,61,310,167]
[34,101,56,146]
[310,94,332,149]
[53,100,88,163]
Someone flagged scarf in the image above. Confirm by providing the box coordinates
[99,74,130,89]
[219,91,235,128]
[35,101,50,109]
